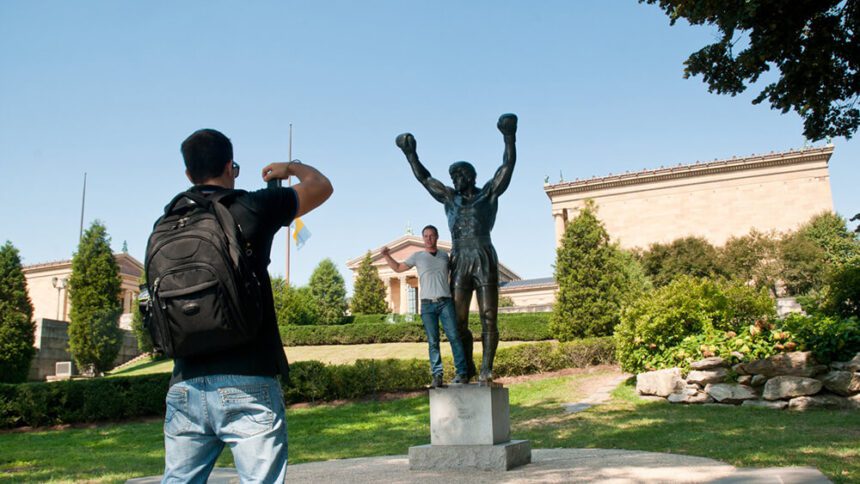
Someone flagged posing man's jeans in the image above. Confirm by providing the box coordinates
[420,297,468,377]
[162,374,287,483]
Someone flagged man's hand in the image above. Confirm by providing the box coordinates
[381,246,391,257]
[395,133,417,154]
[261,160,301,181]
[497,113,517,137]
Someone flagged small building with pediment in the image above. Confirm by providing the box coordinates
[23,252,144,328]
[346,234,556,314]
[22,252,144,380]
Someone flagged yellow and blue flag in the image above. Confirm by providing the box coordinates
[291,217,311,250]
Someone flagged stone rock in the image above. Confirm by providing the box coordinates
[636,368,685,397]
[763,376,823,400]
[737,375,753,385]
[667,391,713,404]
[739,351,827,377]
[732,363,749,376]
[687,368,728,385]
[690,357,725,370]
[704,383,757,404]
[820,371,860,396]
[850,393,860,409]
[750,375,768,386]
[742,399,788,410]
[831,354,860,372]
[667,385,713,404]
[788,394,853,411]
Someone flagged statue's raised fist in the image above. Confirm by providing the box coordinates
[497,113,518,136]
[395,133,416,153]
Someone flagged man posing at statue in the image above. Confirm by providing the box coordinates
[395,114,517,384]
[381,225,469,387]
[160,129,332,482]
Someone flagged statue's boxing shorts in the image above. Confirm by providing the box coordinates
[450,236,499,288]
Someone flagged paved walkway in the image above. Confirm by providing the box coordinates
[127,448,830,483]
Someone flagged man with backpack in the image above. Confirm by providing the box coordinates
[147,128,332,483]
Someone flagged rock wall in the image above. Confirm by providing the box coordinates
[636,352,860,410]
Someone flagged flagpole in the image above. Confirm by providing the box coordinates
[79,172,87,241]
[286,124,292,285]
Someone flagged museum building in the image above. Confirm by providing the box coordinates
[350,146,835,314]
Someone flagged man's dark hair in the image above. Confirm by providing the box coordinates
[422,225,439,237]
[181,129,233,184]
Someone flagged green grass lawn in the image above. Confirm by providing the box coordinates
[109,341,528,377]
[2,371,858,483]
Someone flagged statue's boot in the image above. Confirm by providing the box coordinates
[478,331,499,385]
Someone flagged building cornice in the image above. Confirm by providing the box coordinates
[544,146,834,199]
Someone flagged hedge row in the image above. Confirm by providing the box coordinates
[0,337,613,428]
[281,312,552,346]
[0,374,169,429]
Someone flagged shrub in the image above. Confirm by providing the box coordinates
[68,221,123,374]
[273,278,319,326]
[614,276,775,373]
[641,236,725,287]
[350,252,389,314]
[282,312,553,345]
[781,313,860,364]
[551,201,646,340]
[309,259,348,325]
[0,374,169,428]
[0,337,614,428]
[0,241,36,383]
[493,337,615,376]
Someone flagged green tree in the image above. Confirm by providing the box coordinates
[130,274,153,354]
[720,230,782,296]
[641,236,724,287]
[272,277,319,326]
[780,231,828,296]
[796,212,860,266]
[68,221,122,375]
[0,241,36,383]
[308,259,348,325]
[550,201,645,340]
[350,252,389,315]
[643,0,859,140]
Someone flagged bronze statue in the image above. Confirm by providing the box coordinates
[396,113,517,384]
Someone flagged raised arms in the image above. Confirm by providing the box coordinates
[396,133,453,205]
[486,113,517,197]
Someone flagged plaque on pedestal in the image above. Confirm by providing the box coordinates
[409,384,531,471]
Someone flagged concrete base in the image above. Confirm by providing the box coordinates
[430,384,510,445]
[409,440,532,471]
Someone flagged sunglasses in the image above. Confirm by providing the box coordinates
[231,161,240,178]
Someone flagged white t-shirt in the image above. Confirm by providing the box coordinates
[404,249,451,300]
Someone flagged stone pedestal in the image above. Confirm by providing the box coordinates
[409,384,531,471]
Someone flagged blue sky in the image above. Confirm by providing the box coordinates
[1,1,857,293]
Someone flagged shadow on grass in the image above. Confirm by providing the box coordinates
[513,382,860,483]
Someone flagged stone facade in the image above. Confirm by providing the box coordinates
[544,146,834,249]
[23,253,144,329]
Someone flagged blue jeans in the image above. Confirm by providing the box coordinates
[162,375,288,483]
[420,298,468,377]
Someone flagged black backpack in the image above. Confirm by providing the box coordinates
[141,190,262,358]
